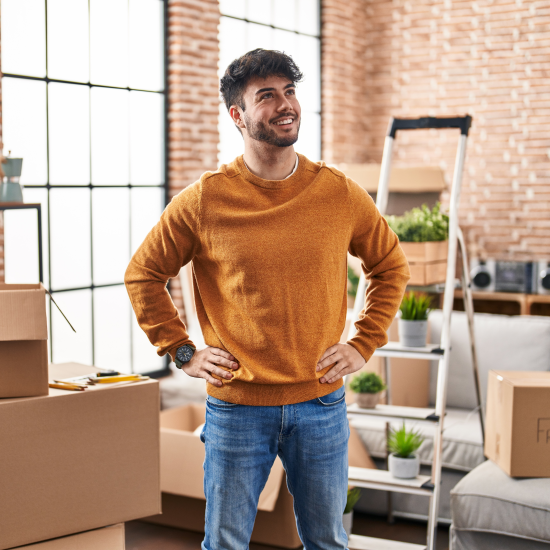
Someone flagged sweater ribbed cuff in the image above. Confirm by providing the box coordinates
[346,338,377,365]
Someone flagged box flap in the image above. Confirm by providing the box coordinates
[493,370,550,388]
[334,164,446,193]
[0,283,47,341]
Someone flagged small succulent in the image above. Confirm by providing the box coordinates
[388,423,424,459]
[344,487,361,514]
[399,291,432,321]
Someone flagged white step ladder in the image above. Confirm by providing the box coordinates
[346,116,483,550]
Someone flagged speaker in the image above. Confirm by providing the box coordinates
[470,259,496,292]
[535,260,550,295]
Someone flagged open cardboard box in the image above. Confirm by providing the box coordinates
[143,403,374,548]
[485,370,550,477]
[13,524,125,550]
[0,363,160,550]
[0,283,49,398]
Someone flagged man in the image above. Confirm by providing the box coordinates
[125,49,410,549]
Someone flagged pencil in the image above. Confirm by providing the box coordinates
[94,374,148,384]
[49,383,86,391]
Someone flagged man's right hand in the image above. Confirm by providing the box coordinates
[182,347,238,387]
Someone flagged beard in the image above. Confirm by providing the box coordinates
[243,112,300,148]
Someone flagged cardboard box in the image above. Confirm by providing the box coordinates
[0,283,49,398]
[485,371,550,477]
[0,363,160,550]
[400,241,448,263]
[143,403,374,548]
[408,260,447,286]
[13,524,125,549]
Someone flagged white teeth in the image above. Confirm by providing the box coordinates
[275,118,292,125]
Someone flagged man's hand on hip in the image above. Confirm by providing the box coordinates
[316,344,366,384]
[183,347,238,388]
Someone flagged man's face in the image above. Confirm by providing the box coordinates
[234,75,301,148]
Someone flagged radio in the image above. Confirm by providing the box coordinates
[469,259,547,294]
[534,260,550,295]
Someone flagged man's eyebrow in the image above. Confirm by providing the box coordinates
[254,83,296,95]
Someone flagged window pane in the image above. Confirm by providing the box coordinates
[47,0,89,82]
[218,17,247,78]
[247,0,271,25]
[219,0,245,18]
[4,209,40,284]
[130,91,164,185]
[50,188,91,289]
[273,28,297,56]
[2,78,47,184]
[295,111,320,161]
[132,314,164,373]
[21,188,50,288]
[1,0,46,77]
[94,286,132,372]
[90,0,128,87]
[129,0,164,91]
[51,289,93,364]
[297,0,320,36]
[273,0,297,32]
[92,188,130,285]
[131,187,164,254]
[247,22,273,51]
[91,87,129,185]
[48,83,90,185]
[295,35,320,113]
[218,102,244,165]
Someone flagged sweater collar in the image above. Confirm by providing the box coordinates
[235,153,309,189]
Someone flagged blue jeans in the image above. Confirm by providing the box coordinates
[200,386,350,550]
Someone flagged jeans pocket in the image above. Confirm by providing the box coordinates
[316,386,346,406]
[206,395,239,408]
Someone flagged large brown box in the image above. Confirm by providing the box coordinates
[143,403,374,548]
[0,283,49,398]
[0,363,161,550]
[400,241,448,286]
[485,370,550,477]
[13,524,125,549]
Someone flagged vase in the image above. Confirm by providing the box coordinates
[0,181,24,202]
[356,392,380,409]
[342,511,353,539]
[388,452,420,479]
[398,318,428,347]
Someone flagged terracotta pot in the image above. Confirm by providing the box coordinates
[356,392,380,409]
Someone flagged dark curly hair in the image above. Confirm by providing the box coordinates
[220,48,304,111]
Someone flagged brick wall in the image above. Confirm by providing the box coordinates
[166,0,220,316]
[322,0,550,260]
[0,8,3,283]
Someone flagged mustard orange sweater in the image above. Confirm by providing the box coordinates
[125,154,410,405]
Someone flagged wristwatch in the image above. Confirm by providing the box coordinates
[174,344,196,369]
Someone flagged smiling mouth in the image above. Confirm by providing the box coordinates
[273,118,294,126]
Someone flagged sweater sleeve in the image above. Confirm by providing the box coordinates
[124,181,202,360]
[346,178,411,362]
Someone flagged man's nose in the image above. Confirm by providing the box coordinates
[277,95,294,112]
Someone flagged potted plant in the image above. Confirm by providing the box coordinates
[387,422,424,479]
[343,486,361,539]
[347,265,360,308]
[349,372,386,408]
[386,203,449,285]
[398,291,432,347]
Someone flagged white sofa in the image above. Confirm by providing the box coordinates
[352,310,550,523]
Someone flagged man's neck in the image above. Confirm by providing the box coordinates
[243,143,297,180]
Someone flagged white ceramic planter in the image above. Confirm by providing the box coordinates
[342,511,353,540]
[398,318,428,347]
[388,453,420,479]
[356,392,380,409]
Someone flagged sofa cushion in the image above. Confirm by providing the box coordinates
[351,407,484,472]
[451,460,550,544]
[429,311,550,410]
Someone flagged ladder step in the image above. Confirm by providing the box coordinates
[347,403,439,423]
[348,466,433,496]
[348,534,427,550]
[374,342,444,361]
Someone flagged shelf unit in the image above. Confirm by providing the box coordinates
[346,116,480,550]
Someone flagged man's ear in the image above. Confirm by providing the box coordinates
[229,105,246,131]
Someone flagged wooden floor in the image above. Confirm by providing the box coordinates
[125,512,449,549]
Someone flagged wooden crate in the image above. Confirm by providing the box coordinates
[400,240,448,263]
[408,260,447,285]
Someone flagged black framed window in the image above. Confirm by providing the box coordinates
[1,0,167,374]
[218,0,321,164]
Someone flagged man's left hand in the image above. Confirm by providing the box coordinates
[316,343,366,384]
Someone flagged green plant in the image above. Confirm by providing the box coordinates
[347,265,360,297]
[349,372,386,394]
[387,422,424,459]
[399,291,432,321]
[344,487,361,514]
[386,203,449,243]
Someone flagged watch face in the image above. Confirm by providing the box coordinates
[176,345,195,363]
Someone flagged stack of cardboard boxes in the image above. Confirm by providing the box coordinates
[0,284,161,550]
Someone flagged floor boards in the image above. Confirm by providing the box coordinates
[125,513,450,549]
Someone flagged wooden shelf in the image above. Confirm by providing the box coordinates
[454,290,550,316]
